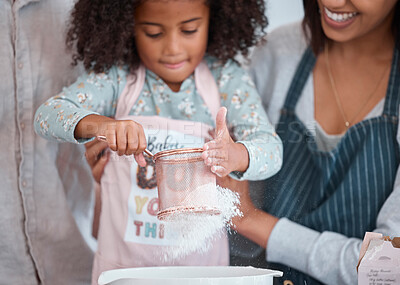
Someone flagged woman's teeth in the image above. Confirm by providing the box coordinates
[324,7,357,22]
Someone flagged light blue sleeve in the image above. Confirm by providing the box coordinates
[216,59,283,181]
[34,66,127,143]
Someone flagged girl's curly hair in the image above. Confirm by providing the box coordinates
[66,0,268,73]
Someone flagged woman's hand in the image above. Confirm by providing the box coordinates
[202,107,249,177]
[216,176,256,229]
[84,138,109,184]
[217,175,278,249]
[76,114,147,167]
[84,139,107,239]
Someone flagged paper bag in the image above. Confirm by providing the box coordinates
[357,232,400,285]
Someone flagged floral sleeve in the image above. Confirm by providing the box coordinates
[216,59,283,181]
[34,66,127,143]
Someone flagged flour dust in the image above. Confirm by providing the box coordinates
[160,184,242,261]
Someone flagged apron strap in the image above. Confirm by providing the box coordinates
[195,61,221,121]
[283,47,316,111]
[115,65,146,119]
[115,61,220,121]
[382,47,400,118]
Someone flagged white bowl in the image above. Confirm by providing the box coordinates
[98,266,282,285]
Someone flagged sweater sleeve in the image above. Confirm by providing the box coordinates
[216,59,283,181]
[266,114,400,285]
[34,66,127,143]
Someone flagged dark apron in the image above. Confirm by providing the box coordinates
[264,47,400,284]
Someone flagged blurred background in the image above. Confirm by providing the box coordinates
[265,0,304,32]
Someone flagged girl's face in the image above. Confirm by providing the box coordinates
[134,0,209,92]
[317,0,397,43]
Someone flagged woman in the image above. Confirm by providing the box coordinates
[231,0,400,284]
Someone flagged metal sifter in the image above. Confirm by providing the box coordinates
[96,135,220,221]
[152,147,221,220]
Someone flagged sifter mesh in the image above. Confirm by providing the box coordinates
[154,148,220,220]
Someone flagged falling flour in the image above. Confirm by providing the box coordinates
[160,183,242,261]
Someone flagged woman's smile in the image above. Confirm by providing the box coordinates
[318,0,397,43]
[324,7,358,22]
[323,6,358,29]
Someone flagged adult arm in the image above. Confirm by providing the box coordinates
[266,162,400,285]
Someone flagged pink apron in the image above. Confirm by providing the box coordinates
[92,62,229,284]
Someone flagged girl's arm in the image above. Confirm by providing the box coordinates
[212,59,283,181]
[34,66,147,163]
[34,67,124,143]
[75,114,147,160]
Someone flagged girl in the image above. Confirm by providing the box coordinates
[232,0,400,284]
[34,0,282,283]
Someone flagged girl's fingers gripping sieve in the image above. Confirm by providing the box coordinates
[134,123,147,156]
[203,138,223,151]
[115,122,129,156]
[211,165,229,177]
[125,122,147,163]
[104,123,118,153]
[202,148,228,166]
[132,123,148,167]
[124,121,142,156]
[107,120,141,156]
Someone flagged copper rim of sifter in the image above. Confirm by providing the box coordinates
[157,206,221,220]
[153,147,204,163]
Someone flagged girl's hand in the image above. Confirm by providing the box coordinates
[84,139,109,184]
[76,114,147,167]
[202,107,249,177]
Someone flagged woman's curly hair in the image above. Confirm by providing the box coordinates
[66,0,268,73]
